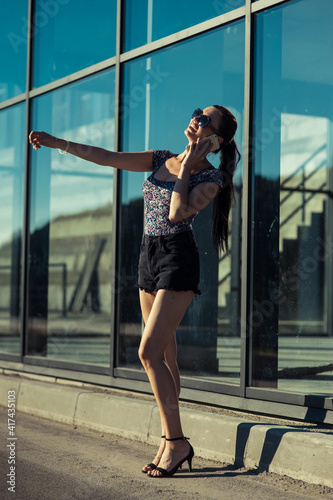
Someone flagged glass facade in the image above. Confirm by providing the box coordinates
[252,0,333,395]
[33,0,117,88]
[123,0,245,51]
[0,0,332,423]
[27,70,115,365]
[0,103,26,354]
[118,23,245,384]
[0,1,28,102]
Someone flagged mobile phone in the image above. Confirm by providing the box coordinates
[199,134,220,152]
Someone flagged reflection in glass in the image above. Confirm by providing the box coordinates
[118,22,245,384]
[252,0,333,393]
[0,103,25,354]
[123,0,245,51]
[28,70,115,366]
[33,0,117,88]
[0,2,28,102]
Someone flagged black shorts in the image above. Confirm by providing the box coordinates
[137,231,200,295]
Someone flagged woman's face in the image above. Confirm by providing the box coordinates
[184,106,222,143]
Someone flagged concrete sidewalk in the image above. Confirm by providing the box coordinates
[1,370,333,489]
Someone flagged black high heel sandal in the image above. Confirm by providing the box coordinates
[149,436,194,478]
[142,436,166,473]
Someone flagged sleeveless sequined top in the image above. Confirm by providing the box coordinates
[142,150,223,235]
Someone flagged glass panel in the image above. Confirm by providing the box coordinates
[0,103,25,354]
[33,0,117,88]
[0,1,28,102]
[252,0,333,393]
[118,21,245,384]
[123,0,245,52]
[28,70,115,366]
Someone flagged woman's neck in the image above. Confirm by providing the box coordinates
[177,145,211,171]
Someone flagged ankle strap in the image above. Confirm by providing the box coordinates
[165,436,189,441]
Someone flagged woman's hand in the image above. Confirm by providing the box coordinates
[182,138,211,170]
[169,138,217,223]
[29,131,59,150]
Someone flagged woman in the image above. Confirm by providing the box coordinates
[29,105,240,478]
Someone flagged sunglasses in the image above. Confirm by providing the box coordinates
[191,108,220,136]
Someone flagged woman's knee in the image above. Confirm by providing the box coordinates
[138,341,163,368]
[138,344,148,365]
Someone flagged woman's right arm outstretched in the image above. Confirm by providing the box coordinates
[29,131,154,173]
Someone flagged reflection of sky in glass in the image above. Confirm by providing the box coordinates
[281,114,328,182]
[33,0,117,88]
[123,0,245,51]
[254,0,333,180]
[0,1,28,102]
[121,21,245,204]
[0,103,25,247]
[30,70,115,233]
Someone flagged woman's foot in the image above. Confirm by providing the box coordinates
[142,436,166,473]
[148,437,192,477]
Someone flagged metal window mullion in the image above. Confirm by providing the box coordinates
[109,0,123,375]
[252,0,291,14]
[326,123,333,337]
[0,94,26,111]
[239,0,254,398]
[28,57,117,99]
[20,0,34,361]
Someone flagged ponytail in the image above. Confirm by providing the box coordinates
[211,106,241,255]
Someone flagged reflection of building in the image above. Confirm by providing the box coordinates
[279,115,328,336]
[0,0,332,424]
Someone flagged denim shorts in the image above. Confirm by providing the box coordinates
[137,231,200,295]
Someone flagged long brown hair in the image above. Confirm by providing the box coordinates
[211,105,241,255]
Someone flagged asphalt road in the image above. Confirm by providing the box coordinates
[0,406,332,500]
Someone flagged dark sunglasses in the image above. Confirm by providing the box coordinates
[191,108,220,136]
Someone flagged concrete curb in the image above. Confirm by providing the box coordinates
[1,373,332,488]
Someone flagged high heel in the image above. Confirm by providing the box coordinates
[149,436,194,478]
[142,436,166,473]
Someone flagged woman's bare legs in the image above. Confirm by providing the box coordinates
[139,290,181,472]
[165,335,181,398]
[138,289,194,476]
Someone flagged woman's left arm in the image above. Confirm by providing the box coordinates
[169,141,220,223]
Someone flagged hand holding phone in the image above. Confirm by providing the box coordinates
[199,134,220,152]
